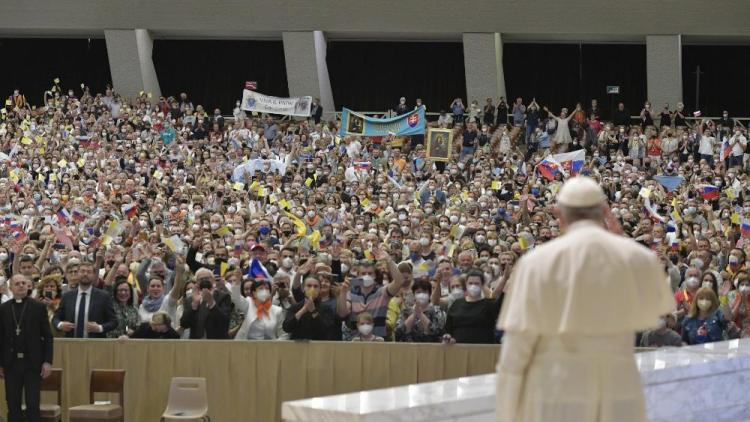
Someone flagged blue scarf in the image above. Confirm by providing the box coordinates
[141,294,165,313]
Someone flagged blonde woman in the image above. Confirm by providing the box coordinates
[681,287,730,345]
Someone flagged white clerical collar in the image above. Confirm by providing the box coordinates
[14,298,23,303]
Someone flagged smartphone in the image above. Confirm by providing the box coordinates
[349,277,363,290]
[53,243,66,250]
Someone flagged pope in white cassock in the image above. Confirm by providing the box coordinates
[495,176,674,422]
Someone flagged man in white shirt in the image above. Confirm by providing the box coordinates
[697,121,716,165]
[728,128,747,168]
[345,136,362,159]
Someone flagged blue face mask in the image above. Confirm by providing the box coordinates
[259,226,270,236]
[531,187,540,196]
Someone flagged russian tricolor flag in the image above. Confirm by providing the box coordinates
[71,208,87,223]
[56,207,72,225]
[537,155,564,181]
[721,137,732,162]
[741,220,750,238]
[353,162,371,171]
[553,150,586,176]
[12,230,26,242]
[247,258,271,280]
[698,184,720,200]
[121,203,138,219]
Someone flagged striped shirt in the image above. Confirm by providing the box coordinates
[347,286,392,338]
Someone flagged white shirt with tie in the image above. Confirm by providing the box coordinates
[58,285,103,337]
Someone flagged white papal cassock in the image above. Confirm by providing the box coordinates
[495,220,674,422]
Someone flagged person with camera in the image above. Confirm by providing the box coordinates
[35,274,63,337]
[179,268,232,339]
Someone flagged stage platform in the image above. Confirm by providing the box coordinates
[283,338,750,422]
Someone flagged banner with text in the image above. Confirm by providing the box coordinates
[241,89,312,117]
[341,106,425,137]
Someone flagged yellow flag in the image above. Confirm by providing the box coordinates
[249,181,259,190]
[232,182,245,191]
[49,173,57,182]
[278,199,290,210]
[21,137,32,145]
[361,197,370,207]
[258,187,266,197]
[308,230,321,250]
[732,213,741,225]
[77,158,85,168]
[305,178,313,187]
[37,173,45,182]
[269,194,278,203]
[220,261,229,277]
[57,159,67,168]
[491,181,499,190]
[284,211,308,237]
[215,226,230,237]
[153,170,163,179]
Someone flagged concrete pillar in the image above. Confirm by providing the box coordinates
[104,29,162,101]
[282,31,335,117]
[462,33,506,106]
[647,35,682,111]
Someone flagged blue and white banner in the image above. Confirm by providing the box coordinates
[241,89,312,117]
[341,106,425,137]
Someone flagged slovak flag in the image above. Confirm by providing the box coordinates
[552,149,586,176]
[537,155,564,181]
[721,137,732,162]
[697,184,720,200]
[121,203,138,219]
[247,258,271,280]
[56,207,72,225]
[12,230,26,242]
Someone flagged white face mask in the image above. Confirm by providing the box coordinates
[686,276,700,288]
[362,275,375,287]
[487,239,497,247]
[415,292,430,305]
[210,223,220,231]
[702,282,713,290]
[451,288,464,300]
[358,324,373,336]
[340,263,349,274]
[282,257,294,268]
[466,284,482,298]
[255,289,271,302]
[449,216,459,224]
[419,237,430,247]
[697,299,712,311]
[0,253,7,262]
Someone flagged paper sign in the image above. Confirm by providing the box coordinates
[232,182,245,191]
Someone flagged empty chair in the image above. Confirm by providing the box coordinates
[161,377,210,421]
[22,368,63,421]
[68,369,125,422]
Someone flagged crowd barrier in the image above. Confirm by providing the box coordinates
[1,339,500,422]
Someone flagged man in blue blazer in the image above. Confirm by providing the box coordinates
[52,261,117,338]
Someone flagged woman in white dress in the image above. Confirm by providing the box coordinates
[543,106,574,152]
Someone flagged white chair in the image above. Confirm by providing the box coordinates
[160,377,210,421]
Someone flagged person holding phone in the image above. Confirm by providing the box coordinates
[35,274,63,337]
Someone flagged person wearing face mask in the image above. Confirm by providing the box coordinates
[681,287,730,345]
[351,312,383,342]
[394,279,446,343]
[496,176,674,422]
[337,247,405,341]
[675,268,703,320]
[728,272,750,338]
[639,313,682,347]
[443,270,503,344]
[283,276,337,340]
[725,248,746,278]
[230,278,284,340]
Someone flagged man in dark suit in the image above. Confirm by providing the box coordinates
[0,275,53,422]
[52,261,117,338]
[180,268,232,339]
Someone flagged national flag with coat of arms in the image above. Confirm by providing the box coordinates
[56,207,72,225]
[721,136,732,162]
[247,258,271,280]
[536,155,564,181]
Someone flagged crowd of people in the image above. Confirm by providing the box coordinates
[1,81,750,347]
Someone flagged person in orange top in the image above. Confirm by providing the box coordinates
[675,267,702,319]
